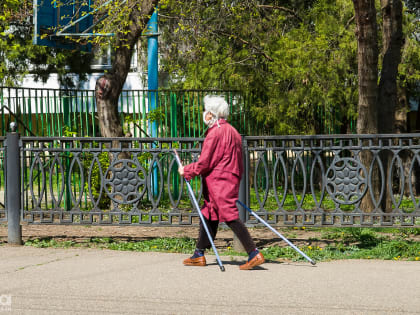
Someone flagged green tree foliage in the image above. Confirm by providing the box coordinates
[0,0,28,85]
[399,5,420,105]
[0,0,93,87]
[1,0,418,136]
[160,0,419,135]
[159,0,358,134]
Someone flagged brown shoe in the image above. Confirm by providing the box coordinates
[183,256,206,266]
[240,252,265,270]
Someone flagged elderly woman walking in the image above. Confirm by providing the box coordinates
[178,95,264,270]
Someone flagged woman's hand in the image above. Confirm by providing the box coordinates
[178,165,185,177]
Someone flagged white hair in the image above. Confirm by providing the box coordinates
[203,95,229,119]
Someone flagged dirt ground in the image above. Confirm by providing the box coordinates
[0,223,329,249]
[0,222,418,250]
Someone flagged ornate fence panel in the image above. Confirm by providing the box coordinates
[2,133,420,228]
[245,134,420,227]
[20,137,205,225]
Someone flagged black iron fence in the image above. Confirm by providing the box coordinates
[2,132,420,243]
[245,135,420,227]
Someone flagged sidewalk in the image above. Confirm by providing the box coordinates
[0,246,419,314]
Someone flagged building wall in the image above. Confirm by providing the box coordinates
[21,72,145,91]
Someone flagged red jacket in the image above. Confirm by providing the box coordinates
[183,119,243,222]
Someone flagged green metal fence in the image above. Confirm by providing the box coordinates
[0,87,251,137]
[0,87,356,138]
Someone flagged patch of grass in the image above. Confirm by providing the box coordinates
[23,231,420,262]
[25,238,77,248]
[91,237,196,253]
[259,238,420,262]
[25,237,197,254]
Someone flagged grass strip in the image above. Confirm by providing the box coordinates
[23,228,420,262]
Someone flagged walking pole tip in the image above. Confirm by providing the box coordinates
[311,261,316,266]
[220,266,225,272]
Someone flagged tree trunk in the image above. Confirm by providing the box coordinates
[95,0,157,139]
[377,0,403,134]
[416,104,420,195]
[377,0,404,213]
[353,0,379,213]
[417,103,420,132]
[353,0,379,135]
[96,75,125,138]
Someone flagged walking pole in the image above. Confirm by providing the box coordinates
[173,150,225,272]
[236,200,316,265]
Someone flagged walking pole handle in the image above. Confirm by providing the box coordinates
[173,149,182,166]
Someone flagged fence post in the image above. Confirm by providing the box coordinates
[6,122,22,245]
[62,92,72,211]
[238,136,248,222]
[233,136,248,252]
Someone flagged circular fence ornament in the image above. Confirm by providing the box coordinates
[104,159,147,204]
[325,157,368,205]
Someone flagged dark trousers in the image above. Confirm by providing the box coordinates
[196,217,256,254]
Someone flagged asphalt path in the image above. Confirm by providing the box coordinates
[0,246,419,314]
